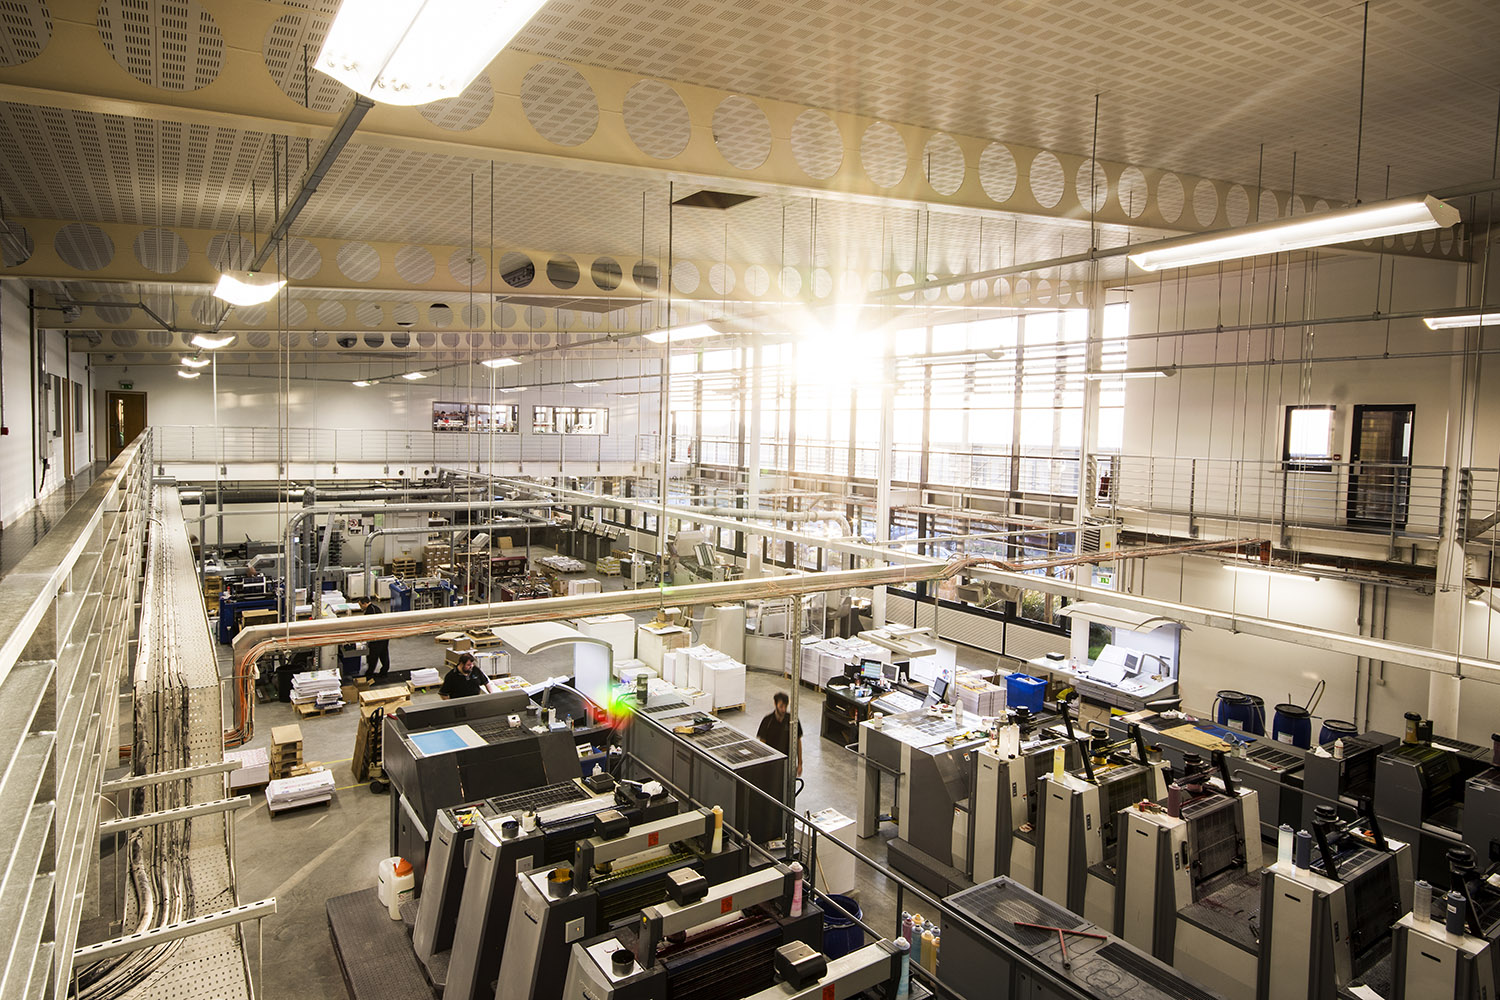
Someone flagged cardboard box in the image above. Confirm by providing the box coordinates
[359,683,412,716]
[270,724,303,747]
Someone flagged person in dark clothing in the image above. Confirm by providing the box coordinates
[756,691,803,777]
[439,651,489,700]
[360,597,391,677]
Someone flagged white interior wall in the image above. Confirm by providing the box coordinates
[97,354,661,480]
[0,281,35,525]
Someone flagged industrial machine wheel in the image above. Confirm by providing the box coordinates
[369,779,388,793]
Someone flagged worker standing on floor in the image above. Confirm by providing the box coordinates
[439,651,489,700]
[360,597,391,678]
[756,691,803,777]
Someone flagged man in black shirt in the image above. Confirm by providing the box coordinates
[439,651,489,700]
[756,691,803,777]
[360,598,391,677]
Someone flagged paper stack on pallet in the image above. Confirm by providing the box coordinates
[265,767,336,813]
[802,637,890,688]
[538,554,585,573]
[409,667,442,689]
[596,555,622,577]
[955,676,1006,717]
[672,645,747,712]
[224,746,270,791]
[291,670,344,708]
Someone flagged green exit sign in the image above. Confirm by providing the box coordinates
[118,381,133,389]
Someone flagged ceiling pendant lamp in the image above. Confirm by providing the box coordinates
[190,333,236,350]
[1127,195,1460,272]
[316,0,552,107]
[181,355,211,368]
[213,269,286,306]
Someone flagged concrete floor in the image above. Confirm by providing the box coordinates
[213,553,1000,998]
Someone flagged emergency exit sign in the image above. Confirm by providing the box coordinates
[118,382,133,389]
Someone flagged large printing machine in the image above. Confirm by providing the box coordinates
[621,683,789,844]
[1114,754,1412,1000]
[556,861,818,1000]
[411,775,684,995]
[941,875,1235,1000]
[383,686,605,890]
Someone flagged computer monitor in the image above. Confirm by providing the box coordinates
[926,674,950,707]
[860,660,883,682]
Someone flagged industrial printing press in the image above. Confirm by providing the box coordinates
[412,776,680,993]
[490,807,748,1000]
[559,865,823,1000]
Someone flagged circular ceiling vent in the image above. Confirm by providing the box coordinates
[521,61,597,147]
[54,222,114,270]
[0,2,52,67]
[97,0,223,91]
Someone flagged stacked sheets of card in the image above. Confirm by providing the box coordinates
[409,667,442,688]
[265,767,336,812]
[291,669,343,707]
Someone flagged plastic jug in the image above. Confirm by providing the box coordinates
[377,856,415,920]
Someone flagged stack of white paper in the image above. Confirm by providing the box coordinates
[265,767,335,812]
[291,669,343,706]
[224,747,269,789]
[409,667,442,688]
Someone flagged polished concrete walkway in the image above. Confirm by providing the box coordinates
[0,463,105,577]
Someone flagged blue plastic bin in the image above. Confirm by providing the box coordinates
[821,893,864,958]
[1006,673,1048,713]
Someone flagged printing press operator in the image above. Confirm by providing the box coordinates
[439,651,489,699]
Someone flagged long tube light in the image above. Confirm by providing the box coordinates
[190,333,235,350]
[1128,195,1460,272]
[1423,313,1499,330]
[1082,367,1176,381]
[401,371,431,380]
[352,380,374,387]
[177,370,201,380]
[181,355,210,368]
[644,322,722,344]
[212,269,286,306]
[316,0,551,107]
[480,357,519,368]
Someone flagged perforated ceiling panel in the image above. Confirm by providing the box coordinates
[96,0,224,92]
[0,1,51,67]
[262,8,346,112]
[505,0,1500,200]
[0,102,276,230]
[419,74,495,132]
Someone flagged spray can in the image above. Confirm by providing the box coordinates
[789,862,804,917]
[901,911,913,942]
[1277,824,1294,866]
[1445,891,1468,935]
[710,805,724,854]
[894,937,911,1000]
[1294,830,1313,871]
[1413,880,1433,924]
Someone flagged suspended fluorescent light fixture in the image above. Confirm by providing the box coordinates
[644,322,722,344]
[496,386,526,393]
[480,357,520,368]
[1128,195,1460,272]
[190,333,235,350]
[213,269,286,306]
[181,355,210,368]
[316,0,551,107]
[352,380,374,387]
[1423,312,1500,330]
[572,381,601,388]
[1082,367,1176,380]
[401,371,431,380]
[1223,563,1317,580]
[177,369,202,380]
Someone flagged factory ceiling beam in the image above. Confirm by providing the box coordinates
[0,0,1421,247]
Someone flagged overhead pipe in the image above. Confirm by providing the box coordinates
[226,560,951,746]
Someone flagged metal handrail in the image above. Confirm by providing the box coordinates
[1093,453,1448,539]
[0,430,152,999]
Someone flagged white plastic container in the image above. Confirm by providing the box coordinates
[377,856,415,920]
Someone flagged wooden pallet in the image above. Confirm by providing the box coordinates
[715,703,745,714]
[294,701,345,717]
[390,557,419,580]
